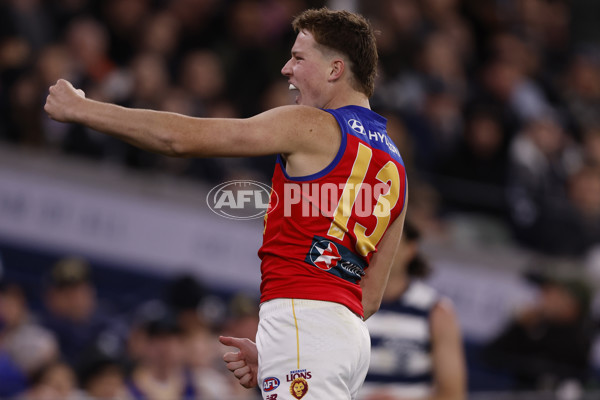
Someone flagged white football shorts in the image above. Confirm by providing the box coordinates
[256,298,370,400]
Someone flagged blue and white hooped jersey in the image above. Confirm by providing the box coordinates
[363,280,439,398]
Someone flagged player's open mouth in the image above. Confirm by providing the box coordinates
[289,84,300,104]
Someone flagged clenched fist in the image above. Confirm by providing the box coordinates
[44,79,86,123]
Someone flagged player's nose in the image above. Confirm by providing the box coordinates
[281,59,292,76]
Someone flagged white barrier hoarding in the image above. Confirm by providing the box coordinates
[0,168,263,291]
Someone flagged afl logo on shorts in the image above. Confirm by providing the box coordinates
[348,119,366,135]
[263,377,280,392]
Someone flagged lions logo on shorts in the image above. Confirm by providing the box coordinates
[289,377,309,399]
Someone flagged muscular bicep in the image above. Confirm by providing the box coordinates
[175,105,338,158]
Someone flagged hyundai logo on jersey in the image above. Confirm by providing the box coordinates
[348,119,366,135]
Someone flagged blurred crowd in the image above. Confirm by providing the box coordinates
[0,257,263,400]
[1,0,600,257]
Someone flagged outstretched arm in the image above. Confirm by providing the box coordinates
[44,79,338,160]
[429,299,467,400]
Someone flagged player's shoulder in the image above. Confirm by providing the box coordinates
[261,105,340,135]
[403,281,439,309]
[270,105,335,121]
[430,296,460,332]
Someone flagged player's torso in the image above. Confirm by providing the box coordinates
[258,106,407,317]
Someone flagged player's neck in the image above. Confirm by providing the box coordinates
[323,88,370,110]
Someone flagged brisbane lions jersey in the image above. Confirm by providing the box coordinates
[258,105,407,318]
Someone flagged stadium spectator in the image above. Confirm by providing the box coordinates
[127,314,198,400]
[78,350,130,400]
[484,266,594,390]
[18,360,80,400]
[434,107,508,216]
[506,116,585,254]
[0,282,58,397]
[41,257,125,367]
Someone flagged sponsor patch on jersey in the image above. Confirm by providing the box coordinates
[289,377,309,399]
[305,236,367,284]
[266,395,278,400]
[263,377,280,392]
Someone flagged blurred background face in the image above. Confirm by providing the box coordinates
[140,11,180,56]
[395,235,418,272]
[46,283,96,322]
[84,365,126,400]
[467,115,503,158]
[32,362,77,400]
[569,168,600,217]
[184,328,218,369]
[45,364,76,395]
[526,119,565,156]
[583,129,600,165]
[0,286,26,328]
[180,50,226,101]
[421,33,462,81]
[483,61,522,101]
[145,333,185,370]
[539,284,581,323]
[567,57,600,99]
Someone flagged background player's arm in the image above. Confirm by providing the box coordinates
[428,298,467,400]
[44,79,338,159]
[360,204,407,320]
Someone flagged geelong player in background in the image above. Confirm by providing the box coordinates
[45,8,407,400]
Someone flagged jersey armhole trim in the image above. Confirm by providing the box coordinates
[276,110,347,182]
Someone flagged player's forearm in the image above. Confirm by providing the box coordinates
[73,98,195,157]
[362,292,382,320]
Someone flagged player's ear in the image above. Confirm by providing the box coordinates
[328,59,345,82]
